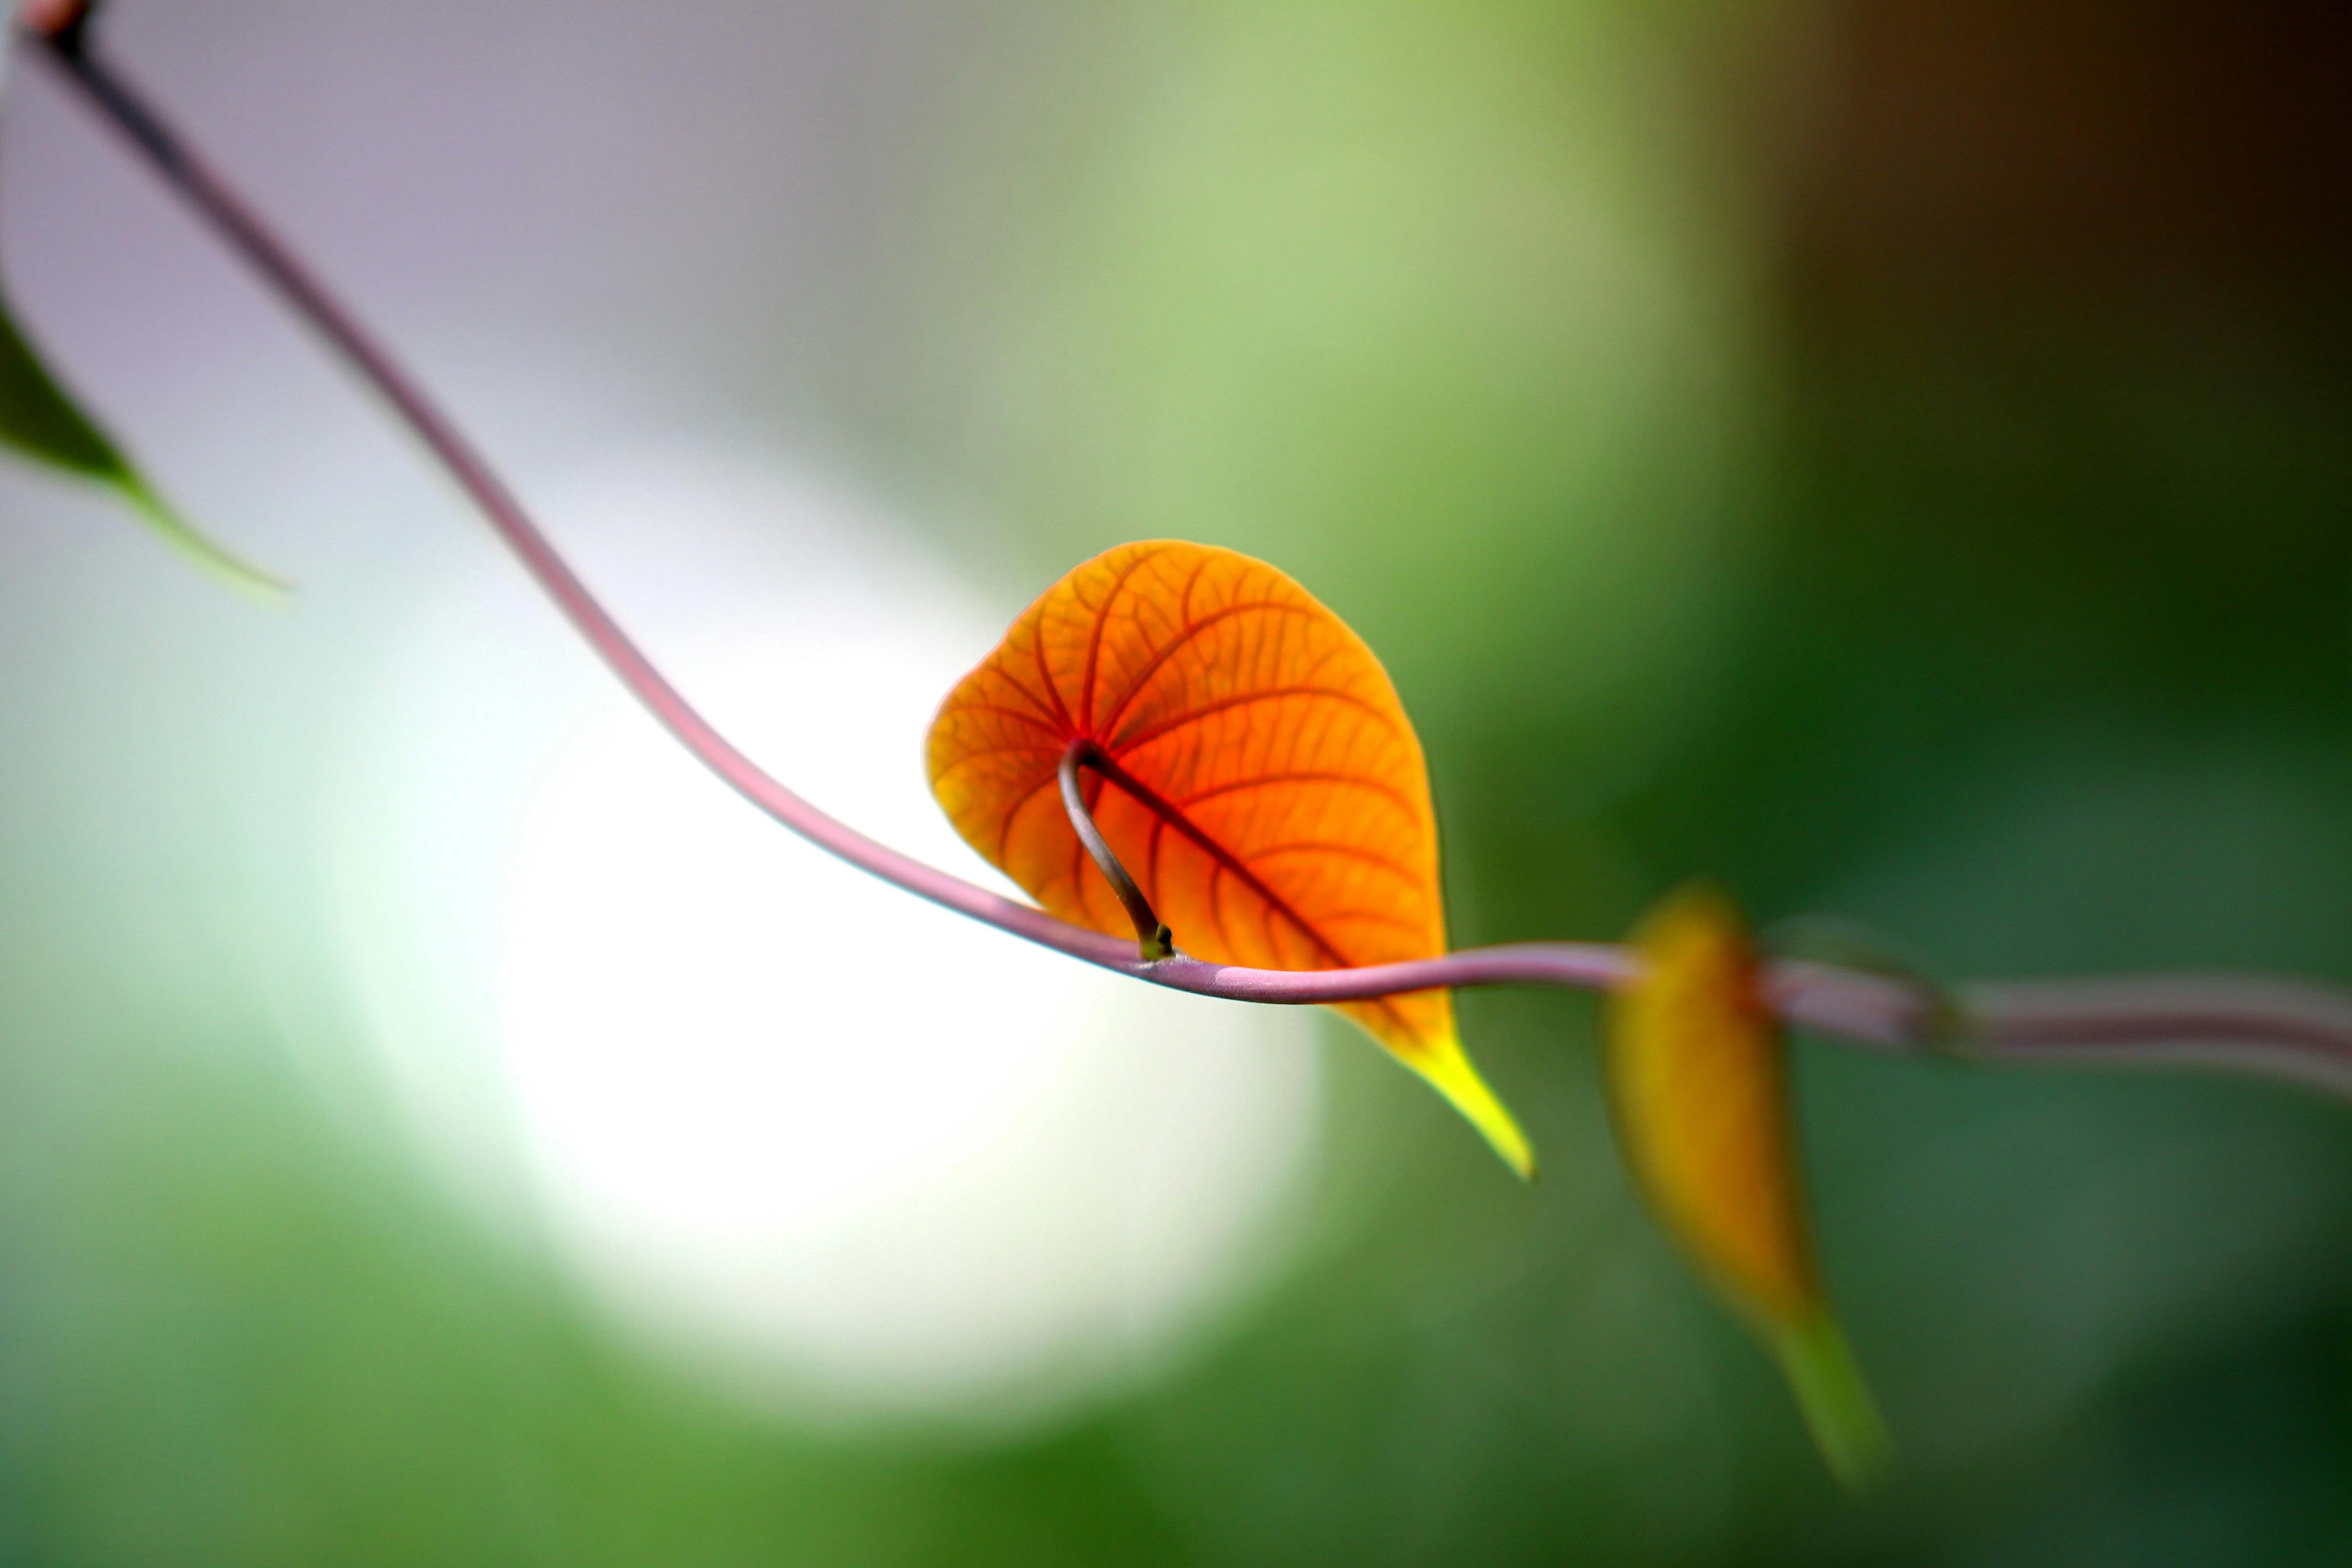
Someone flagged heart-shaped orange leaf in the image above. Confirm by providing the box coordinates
[928,539,1531,1176]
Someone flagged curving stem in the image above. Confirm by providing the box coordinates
[1058,740,1175,961]
[27,13,2352,1114]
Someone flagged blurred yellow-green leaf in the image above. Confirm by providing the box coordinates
[1606,882,1889,1488]
[0,285,284,597]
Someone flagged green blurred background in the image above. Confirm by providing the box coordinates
[2,0,2351,1562]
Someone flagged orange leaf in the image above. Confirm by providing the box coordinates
[1606,884,1887,1487]
[928,539,1531,1176]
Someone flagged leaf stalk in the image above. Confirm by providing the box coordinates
[1059,740,1174,961]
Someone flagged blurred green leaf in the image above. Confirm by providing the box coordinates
[0,285,286,597]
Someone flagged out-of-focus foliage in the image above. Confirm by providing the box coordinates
[1607,883,1886,1488]
[0,281,282,595]
[1,1,2350,1565]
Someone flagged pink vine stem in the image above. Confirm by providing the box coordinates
[25,11,2352,1102]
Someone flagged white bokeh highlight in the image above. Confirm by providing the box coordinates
[335,441,1321,1428]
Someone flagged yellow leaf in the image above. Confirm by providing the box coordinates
[1606,882,1888,1487]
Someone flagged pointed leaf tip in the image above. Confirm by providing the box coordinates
[927,539,1526,1174]
[1406,1029,1535,1179]
[123,479,292,601]
[1606,882,1887,1483]
[1772,1314,1892,1492]
[0,284,285,598]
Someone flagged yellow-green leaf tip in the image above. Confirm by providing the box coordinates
[123,478,292,602]
[1772,1313,1892,1492]
[0,283,286,601]
[1407,1035,1536,1180]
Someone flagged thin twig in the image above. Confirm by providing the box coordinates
[27,20,2352,1107]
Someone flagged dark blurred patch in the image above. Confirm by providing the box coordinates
[1746,1305,2352,1567]
[1606,0,2352,911]
[1521,6,2352,1561]
[1789,0,2352,305]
